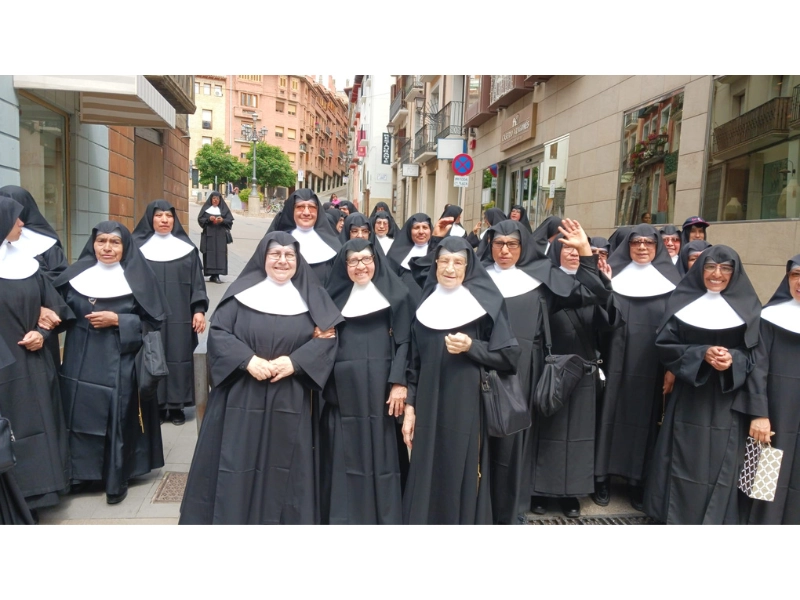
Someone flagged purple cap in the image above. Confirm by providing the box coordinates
[681,216,709,229]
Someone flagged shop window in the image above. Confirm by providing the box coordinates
[701,75,800,221]
[18,94,68,246]
[617,89,684,225]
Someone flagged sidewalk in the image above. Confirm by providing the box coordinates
[37,203,273,525]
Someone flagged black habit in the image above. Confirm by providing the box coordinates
[133,200,209,410]
[198,191,233,276]
[321,239,413,524]
[179,232,343,524]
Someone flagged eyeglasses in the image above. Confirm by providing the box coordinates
[295,202,318,212]
[662,236,680,244]
[267,251,297,262]
[346,255,374,267]
[437,258,467,269]
[592,250,609,258]
[492,240,521,250]
[629,238,656,247]
[703,263,734,275]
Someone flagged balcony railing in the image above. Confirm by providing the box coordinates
[393,136,409,162]
[398,138,411,165]
[713,97,791,159]
[325,126,332,137]
[299,143,307,153]
[319,148,326,158]
[435,101,464,139]
[791,84,800,128]
[414,124,437,161]
[390,91,407,122]
[404,76,423,102]
[487,75,530,110]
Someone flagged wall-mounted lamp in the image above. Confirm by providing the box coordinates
[779,159,796,176]
[386,122,395,135]
[414,95,425,113]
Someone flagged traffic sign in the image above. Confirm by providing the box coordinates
[453,175,469,188]
[452,153,474,176]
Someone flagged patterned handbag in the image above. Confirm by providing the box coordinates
[738,436,784,502]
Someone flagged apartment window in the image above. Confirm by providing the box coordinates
[288,152,296,164]
[240,152,247,159]
[239,75,262,82]
[241,93,257,108]
[291,79,299,91]
[276,101,285,113]
[548,166,557,183]
[275,126,284,138]
[279,76,287,87]
[214,85,223,97]
[202,137,212,145]
[203,83,211,95]
[194,82,199,95]
[202,110,212,130]
[288,129,296,140]
[549,142,558,159]
[288,104,297,116]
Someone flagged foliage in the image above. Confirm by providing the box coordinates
[243,142,296,190]
[238,188,264,203]
[194,138,246,186]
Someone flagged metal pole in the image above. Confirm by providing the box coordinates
[248,114,260,216]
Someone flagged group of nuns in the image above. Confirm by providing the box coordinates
[0,188,208,523]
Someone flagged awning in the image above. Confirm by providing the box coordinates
[13,75,176,128]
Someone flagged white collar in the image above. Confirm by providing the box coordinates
[544,241,551,255]
[204,206,221,216]
[70,261,133,298]
[488,263,542,298]
[675,291,745,329]
[479,229,487,240]
[401,243,428,270]
[450,223,466,237]
[559,265,577,275]
[612,261,676,298]
[761,300,800,335]
[12,227,57,257]
[139,232,194,262]
[0,240,40,280]
[234,276,309,315]
[291,227,337,264]
[377,235,393,254]
[416,284,487,330]
[671,255,679,265]
[341,280,391,318]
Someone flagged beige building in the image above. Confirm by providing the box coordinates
[388,75,800,301]
[188,75,227,195]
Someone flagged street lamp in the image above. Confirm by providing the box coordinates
[386,122,395,135]
[241,112,267,216]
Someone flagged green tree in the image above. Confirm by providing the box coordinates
[244,141,296,192]
[194,138,246,186]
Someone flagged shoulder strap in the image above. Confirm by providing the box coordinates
[538,295,552,356]
[563,307,601,364]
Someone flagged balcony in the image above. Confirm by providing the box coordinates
[325,126,332,137]
[144,75,196,114]
[464,76,496,128]
[299,143,307,153]
[319,148,326,159]
[712,97,791,161]
[791,84,800,129]
[413,124,437,163]
[487,75,531,111]
[435,101,464,139]
[329,149,334,158]
[390,91,408,125]
[399,138,412,166]
[393,136,410,165]
[523,75,552,86]
[403,76,424,102]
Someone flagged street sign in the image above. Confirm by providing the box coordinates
[454,175,469,187]
[402,164,420,177]
[452,153,474,176]
[298,169,304,182]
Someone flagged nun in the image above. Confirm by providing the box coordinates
[268,188,341,285]
[644,245,762,524]
[339,212,372,244]
[594,225,682,510]
[509,205,533,233]
[325,207,345,234]
[467,207,507,249]
[179,232,342,524]
[54,222,168,504]
[133,199,209,426]
[321,238,414,524]
[440,205,467,238]
[659,225,682,265]
[745,255,800,524]
[479,219,610,523]
[401,236,520,524]
[385,213,436,303]
[0,197,73,517]
[531,215,563,255]
[677,239,711,276]
[197,191,233,284]
[608,226,633,254]
[531,231,621,517]
[370,207,399,255]
[590,236,612,278]
[338,200,359,216]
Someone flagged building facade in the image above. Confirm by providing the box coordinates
[188,75,227,196]
[386,75,800,300]
[0,75,194,261]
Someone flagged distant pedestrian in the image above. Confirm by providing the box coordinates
[198,191,233,284]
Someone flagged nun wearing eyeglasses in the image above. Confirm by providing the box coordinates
[401,236,520,524]
[479,219,611,524]
[644,245,762,524]
[179,231,343,524]
[54,222,168,505]
[338,212,373,244]
[369,202,398,255]
[745,255,800,524]
[320,239,414,524]
[594,225,681,511]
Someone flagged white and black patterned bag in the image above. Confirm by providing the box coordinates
[738,436,783,502]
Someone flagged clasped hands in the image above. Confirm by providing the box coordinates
[247,355,295,382]
[704,346,732,371]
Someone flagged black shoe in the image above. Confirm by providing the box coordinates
[169,409,186,426]
[159,409,168,425]
[629,485,644,512]
[591,480,611,507]
[106,485,128,505]
[559,497,581,519]
[530,496,548,515]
